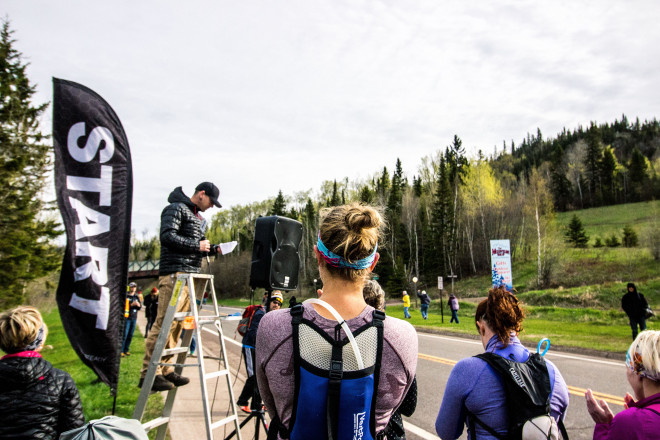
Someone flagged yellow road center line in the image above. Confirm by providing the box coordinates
[567,386,625,406]
[419,353,625,407]
[418,353,458,366]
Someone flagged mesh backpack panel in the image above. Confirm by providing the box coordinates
[284,304,385,440]
[299,324,379,371]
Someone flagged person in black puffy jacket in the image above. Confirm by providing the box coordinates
[622,282,650,340]
[0,306,84,439]
[140,182,223,392]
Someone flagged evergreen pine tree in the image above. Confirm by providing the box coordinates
[286,207,298,221]
[431,155,451,275]
[564,214,589,248]
[0,20,61,308]
[549,145,571,211]
[599,146,617,205]
[269,190,287,216]
[384,159,407,291]
[301,198,317,280]
[412,176,423,197]
[359,185,374,204]
[628,147,648,201]
[584,126,602,206]
[605,234,621,248]
[328,180,341,206]
[444,136,468,274]
[622,225,638,247]
[376,167,390,203]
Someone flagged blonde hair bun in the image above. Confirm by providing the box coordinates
[345,204,382,234]
[319,203,385,281]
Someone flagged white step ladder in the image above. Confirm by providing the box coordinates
[133,273,242,440]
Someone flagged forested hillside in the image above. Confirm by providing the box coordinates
[133,116,660,297]
[493,115,660,211]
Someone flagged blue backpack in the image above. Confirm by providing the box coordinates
[269,300,385,440]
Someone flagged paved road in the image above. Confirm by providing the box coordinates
[201,306,628,440]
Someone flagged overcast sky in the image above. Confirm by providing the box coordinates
[5,1,660,237]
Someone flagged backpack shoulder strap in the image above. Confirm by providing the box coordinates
[285,304,305,438]
[247,305,263,328]
[558,417,569,440]
[475,352,551,406]
[369,309,386,438]
[465,408,506,440]
[267,414,291,440]
[326,323,344,440]
[290,303,304,323]
[372,309,386,324]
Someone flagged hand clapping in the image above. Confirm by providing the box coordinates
[584,389,614,425]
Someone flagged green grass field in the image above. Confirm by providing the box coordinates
[428,201,660,312]
[40,308,167,438]
[388,301,655,353]
[555,200,660,242]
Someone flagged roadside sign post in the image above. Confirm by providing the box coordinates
[412,276,418,308]
[438,276,444,323]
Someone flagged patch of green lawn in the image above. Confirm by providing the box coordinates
[216,297,253,308]
[387,301,657,353]
[41,308,166,438]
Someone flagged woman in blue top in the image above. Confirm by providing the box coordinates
[435,287,569,439]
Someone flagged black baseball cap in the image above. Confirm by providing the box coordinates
[196,182,222,208]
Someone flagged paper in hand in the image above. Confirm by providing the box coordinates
[218,241,238,255]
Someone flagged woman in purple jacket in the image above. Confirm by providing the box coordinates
[435,287,569,439]
[585,330,660,440]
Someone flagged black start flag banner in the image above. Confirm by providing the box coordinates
[53,78,133,391]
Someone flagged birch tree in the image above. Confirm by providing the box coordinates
[525,167,555,287]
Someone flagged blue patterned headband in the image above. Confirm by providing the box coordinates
[24,324,45,352]
[317,234,378,270]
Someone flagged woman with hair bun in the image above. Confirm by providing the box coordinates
[256,203,418,440]
[585,330,660,439]
[435,287,569,439]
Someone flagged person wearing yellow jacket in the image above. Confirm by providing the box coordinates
[402,291,411,319]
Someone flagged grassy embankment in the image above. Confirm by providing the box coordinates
[401,200,660,353]
[41,307,167,439]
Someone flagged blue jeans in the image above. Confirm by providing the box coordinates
[450,310,459,324]
[237,346,257,406]
[122,318,137,353]
[181,329,197,354]
[404,307,411,318]
[629,317,647,340]
[420,304,429,319]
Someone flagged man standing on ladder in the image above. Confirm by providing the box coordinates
[139,182,223,392]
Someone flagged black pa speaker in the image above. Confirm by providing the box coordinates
[249,216,303,291]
